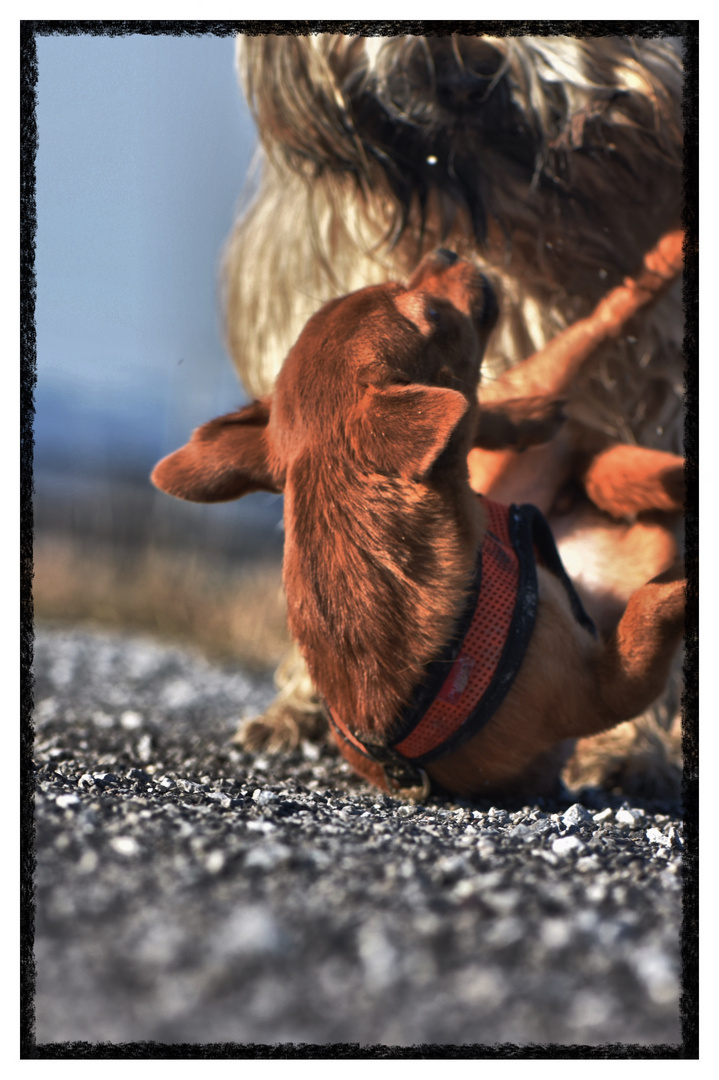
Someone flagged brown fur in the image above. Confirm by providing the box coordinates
[152,250,684,801]
[219,32,685,795]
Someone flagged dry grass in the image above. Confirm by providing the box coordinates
[32,536,291,673]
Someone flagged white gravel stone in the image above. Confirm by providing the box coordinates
[358,921,398,991]
[136,733,153,763]
[205,850,226,874]
[477,839,496,858]
[246,819,276,834]
[630,945,679,1006]
[568,990,614,1029]
[244,842,291,870]
[35,697,58,722]
[552,834,585,856]
[120,710,143,730]
[252,788,277,806]
[301,740,321,761]
[76,849,98,875]
[576,855,601,873]
[160,678,198,709]
[561,803,593,827]
[540,918,573,949]
[206,791,233,808]
[55,794,80,809]
[646,827,672,847]
[109,836,141,857]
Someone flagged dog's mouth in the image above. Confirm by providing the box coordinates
[388,250,498,397]
[436,249,498,325]
[398,249,499,359]
[407,249,497,322]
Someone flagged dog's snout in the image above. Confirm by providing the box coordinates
[406,248,464,291]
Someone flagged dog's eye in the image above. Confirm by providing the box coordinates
[427,307,441,324]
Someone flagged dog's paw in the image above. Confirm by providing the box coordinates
[513,398,567,449]
[601,751,682,803]
[564,711,682,802]
[234,703,329,754]
[475,397,566,451]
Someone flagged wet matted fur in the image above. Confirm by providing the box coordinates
[221,31,685,798]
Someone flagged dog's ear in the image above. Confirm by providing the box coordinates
[357,384,469,478]
[151,399,281,502]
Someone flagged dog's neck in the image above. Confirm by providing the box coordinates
[282,454,485,739]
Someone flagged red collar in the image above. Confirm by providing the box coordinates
[328,496,595,794]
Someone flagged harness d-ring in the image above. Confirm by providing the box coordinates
[383,763,432,803]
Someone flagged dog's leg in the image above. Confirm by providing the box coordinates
[579,563,684,734]
[468,429,575,513]
[581,444,684,517]
[474,397,567,451]
[552,505,680,636]
[469,230,683,513]
[234,641,328,753]
[480,229,684,406]
[564,706,683,801]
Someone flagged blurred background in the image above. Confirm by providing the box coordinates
[33,31,290,670]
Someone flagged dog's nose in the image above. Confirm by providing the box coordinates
[436,248,459,265]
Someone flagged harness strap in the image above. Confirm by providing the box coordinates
[327,496,596,794]
[520,502,597,638]
[327,709,431,797]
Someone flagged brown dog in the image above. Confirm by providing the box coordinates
[220,32,685,794]
[152,249,684,801]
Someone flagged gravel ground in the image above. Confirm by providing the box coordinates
[29,624,687,1052]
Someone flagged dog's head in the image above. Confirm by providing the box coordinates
[240,35,683,266]
[152,250,497,502]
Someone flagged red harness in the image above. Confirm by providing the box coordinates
[328,496,596,794]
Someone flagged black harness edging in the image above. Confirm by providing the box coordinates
[327,500,596,795]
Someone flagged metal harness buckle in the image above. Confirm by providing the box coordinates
[381,760,432,803]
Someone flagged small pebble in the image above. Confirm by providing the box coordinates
[562,803,593,827]
[120,710,144,730]
[55,793,80,809]
[110,836,141,857]
[244,843,291,871]
[252,788,277,806]
[552,834,585,856]
[646,828,672,848]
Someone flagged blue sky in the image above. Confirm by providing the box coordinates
[34,31,259,475]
